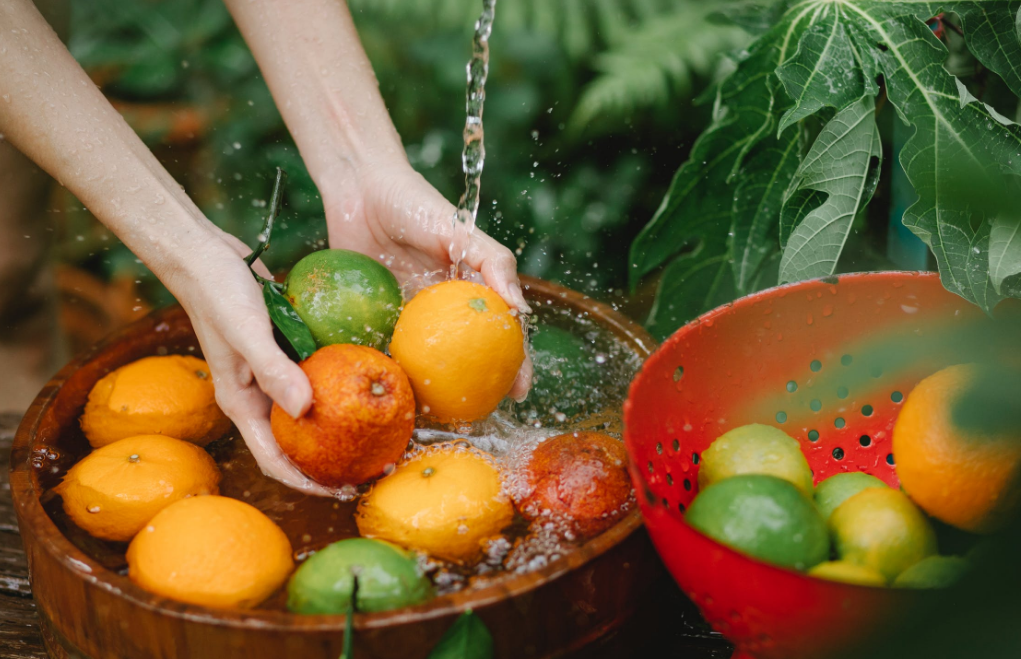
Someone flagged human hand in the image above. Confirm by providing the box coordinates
[169,226,334,496]
[320,159,534,401]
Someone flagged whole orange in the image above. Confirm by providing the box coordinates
[80,355,231,448]
[893,364,1021,533]
[518,431,633,538]
[127,495,293,609]
[389,280,524,423]
[56,434,220,542]
[271,344,415,488]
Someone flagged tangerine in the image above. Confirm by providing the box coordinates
[127,495,293,609]
[356,443,514,563]
[56,434,220,542]
[389,280,524,423]
[271,344,415,488]
[518,431,633,538]
[893,364,1021,533]
[81,355,230,448]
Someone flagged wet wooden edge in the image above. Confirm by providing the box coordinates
[11,275,656,633]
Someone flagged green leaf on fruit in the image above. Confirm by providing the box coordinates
[427,611,494,659]
[263,282,316,361]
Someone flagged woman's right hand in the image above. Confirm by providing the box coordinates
[168,226,334,496]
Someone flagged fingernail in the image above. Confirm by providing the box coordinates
[513,283,532,314]
[283,385,306,419]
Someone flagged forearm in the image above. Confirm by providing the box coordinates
[225,0,407,187]
[0,1,219,288]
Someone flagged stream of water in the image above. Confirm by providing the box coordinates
[448,0,497,274]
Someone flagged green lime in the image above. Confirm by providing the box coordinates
[686,474,829,571]
[516,324,594,424]
[829,488,937,583]
[287,538,433,614]
[284,249,402,351]
[698,424,814,497]
[893,555,970,589]
[808,560,886,586]
[814,472,888,521]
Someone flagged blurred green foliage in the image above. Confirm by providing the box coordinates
[60,0,746,306]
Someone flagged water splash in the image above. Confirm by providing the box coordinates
[449,0,497,273]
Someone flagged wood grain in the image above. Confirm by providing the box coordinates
[0,413,46,659]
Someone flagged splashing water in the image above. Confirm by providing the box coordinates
[449,0,497,274]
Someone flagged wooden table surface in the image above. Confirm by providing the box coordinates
[0,412,729,659]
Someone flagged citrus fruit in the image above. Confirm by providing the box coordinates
[808,561,886,586]
[829,487,937,583]
[518,431,632,538]
[356,443,515,563]
[389,280,524,423]
[287,538,433,614]
[697,424,814,497]
[893,555,970,589]
[283,248,402,350]
[893,364,1021,533]
[80,355,230,448]
[271,344,415,488]
[814,472,888,521]
[685,474,829,571]
[56,434,220,542]
[517,324,593,424]
[127,495,293,609]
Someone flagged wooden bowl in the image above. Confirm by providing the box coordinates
[11,276,659,659]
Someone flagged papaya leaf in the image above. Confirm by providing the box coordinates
[427,611,494,659]
[775,4,878,135]
[951,1,1021,98]
[779,95,882,284]
[844,4,1021,312]
[990,215,1021,292]
[263,282,316,361]
[628,5,820,291]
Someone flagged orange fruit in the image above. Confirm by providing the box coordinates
[893,364,1021,533]
[389,280,524,423]
[80,355,231,448]
[56,434,220,542]
[518,432,633,538]
[271,344,415,488]
[356,443,514,563]
[127,495,293,609]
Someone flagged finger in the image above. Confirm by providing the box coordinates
[219,230,274,279]
[221,384,335,497]
[231,320,313,419]
[508,350,533,402]
[464,231,531,314]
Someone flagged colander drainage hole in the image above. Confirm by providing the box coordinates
[776,411,788,423]
[859,435,871,447]
[886,453,895,466]
[692,452,700,465]
[678,502,686,513]
[647,461,654,474]
[672,438,680,452]
[837,386,849,399]
[810,399,822,412]
[787,380,798,392]
[666,474,674,486]
[862,404,874,417]
[674,366,684,382]
[661,497,668,508]
[841,354,853,366]
[810,359,823,372]
[808,430,820,442]
[835,417,846,429]
[891,391,904,403]
[684,479,692,491]
[871,365,884,378]
[656,442,663,454]
[832,447,845,460]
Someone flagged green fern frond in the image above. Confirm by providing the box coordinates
[568,9,749,132]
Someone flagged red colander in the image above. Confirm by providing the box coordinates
[623,271,1020,659]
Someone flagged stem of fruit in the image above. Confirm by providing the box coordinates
[244,167,286,268]
[340,574,358,659]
